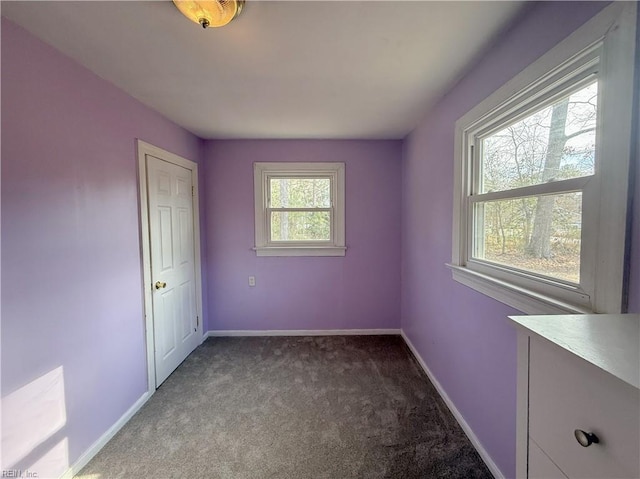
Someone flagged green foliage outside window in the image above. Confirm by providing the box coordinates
[269,178,331,241]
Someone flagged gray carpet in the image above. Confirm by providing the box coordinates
[78,336,493,478]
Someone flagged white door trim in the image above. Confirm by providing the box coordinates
[137,139,204,393]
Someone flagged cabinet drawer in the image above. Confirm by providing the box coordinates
[529,338,640,479]
[529,437,568,479]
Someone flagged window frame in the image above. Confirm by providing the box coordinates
[449,2,636,314]
[253,162,346,257]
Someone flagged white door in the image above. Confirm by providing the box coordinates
[146,154,200,386]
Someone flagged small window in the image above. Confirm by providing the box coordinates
[450,3,636,314]
[254,162,345,256]
[269,177,331,242]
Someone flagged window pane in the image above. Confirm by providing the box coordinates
[270,178,331,208]
[473,192,582,283]
[270,211,331,241]
[481,82,597,193]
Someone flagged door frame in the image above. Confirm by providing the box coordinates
[137,139,204,393]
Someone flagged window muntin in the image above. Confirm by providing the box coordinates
[254,163,345,257]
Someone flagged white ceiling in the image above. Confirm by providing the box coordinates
[2,1,524,139]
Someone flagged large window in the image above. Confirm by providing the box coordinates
[474,80,597,285]
[450,3,636,314]
[254,162,345,256]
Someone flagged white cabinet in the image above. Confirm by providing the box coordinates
[528,439,567,479]
[510,314,639,479]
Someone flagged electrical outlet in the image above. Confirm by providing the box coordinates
[248,276,256,287]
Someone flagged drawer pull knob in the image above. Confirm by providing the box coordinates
[574,429,599,447]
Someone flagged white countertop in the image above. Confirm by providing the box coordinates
[509,314,640,390]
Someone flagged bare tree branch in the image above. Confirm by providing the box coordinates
[564,127,595,141]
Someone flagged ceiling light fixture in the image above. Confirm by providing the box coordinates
[173,0,244,29]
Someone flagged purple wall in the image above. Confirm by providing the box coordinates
[3,2,637,478]
[400,2,620,478]
[1,19,204,477]
[204,140,402,332]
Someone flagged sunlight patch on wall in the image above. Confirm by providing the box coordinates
[1,366,67,475]
[28,437,69,478]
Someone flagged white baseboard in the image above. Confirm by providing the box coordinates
[400,331,504,479]
[204,328,401,338]
[61,391,151,478]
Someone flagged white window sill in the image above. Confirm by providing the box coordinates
[253,246,346,257]
[446,264,592,315]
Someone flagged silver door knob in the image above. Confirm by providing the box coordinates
[155,281,167,289]
[574,429,599,447]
